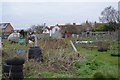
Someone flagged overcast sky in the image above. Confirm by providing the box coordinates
[1,1,119,29]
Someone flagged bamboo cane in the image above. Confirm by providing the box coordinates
[70,40,78,53]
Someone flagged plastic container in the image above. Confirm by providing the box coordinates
[28,47,43,62]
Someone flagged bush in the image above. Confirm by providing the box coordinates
[93,72,106,79]
[73,61,83,69]
[93,72,117,80]
[92,22,119,32]
[86,61,99,70]
[97,41,110,51]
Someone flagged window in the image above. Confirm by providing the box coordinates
[55,28,58,31]
[44,30,47,32]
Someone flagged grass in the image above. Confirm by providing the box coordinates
[2,39,119,78]
[75,43,119,78]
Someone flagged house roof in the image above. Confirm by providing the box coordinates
[58,26,62,29]
[49,26,63,30]
[44,26,51,30]
[0,23,10,29]
[50,26,55,30]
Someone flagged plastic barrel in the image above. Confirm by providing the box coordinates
[6,58,25,65]
[2,58,25,80]
[2,64,24,80]
[3,64,23,73]
[28,47,43,62]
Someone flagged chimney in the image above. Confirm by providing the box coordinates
[94,21,97,24]
[56,24,59,26]
[73,23,76,25]
[86,20,88,24]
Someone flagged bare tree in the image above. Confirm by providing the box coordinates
[29,24,45,34]
[60,24,81,34]
[99,6,119,23]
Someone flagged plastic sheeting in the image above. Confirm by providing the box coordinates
[8,33,20,42]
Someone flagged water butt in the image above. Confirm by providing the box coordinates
[28,46,43,62]
[2,58,25,80]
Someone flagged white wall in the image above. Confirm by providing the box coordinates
[43,28,50,34]
[51,26,60,34]
[50,26,60,37]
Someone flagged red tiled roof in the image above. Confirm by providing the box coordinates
[58,26,62,29]
[50,26,55,29]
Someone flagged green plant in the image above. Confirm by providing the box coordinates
[97,41,110,50]
[93,72,106,79]
[72,61,83,69]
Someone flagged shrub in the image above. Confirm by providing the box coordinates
[93,72,106,79]
[86,61,98,70]
[73,61,82,69]
[92,22,119,32]
[93,72,117,80]
[97,41,110,51]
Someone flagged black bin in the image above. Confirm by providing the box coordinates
[2,58,25,80]
[28,47,43,62]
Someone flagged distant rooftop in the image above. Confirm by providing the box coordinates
[0,23,10,29]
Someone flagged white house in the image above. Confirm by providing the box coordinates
[42,27,50,34]
[49,25,62,39]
